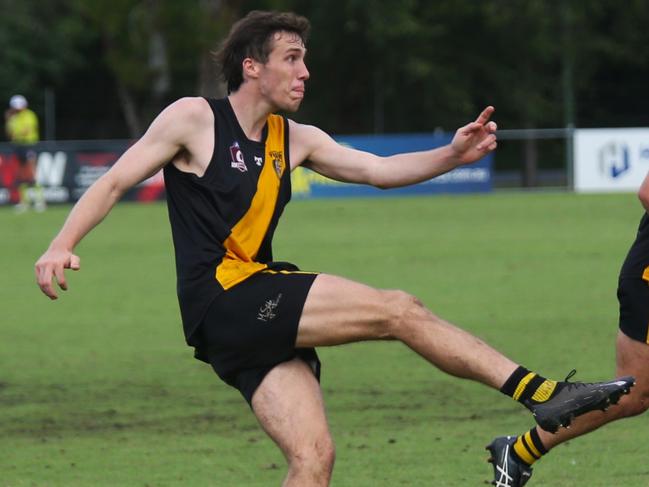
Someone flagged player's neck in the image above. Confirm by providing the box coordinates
[228,90,272,142]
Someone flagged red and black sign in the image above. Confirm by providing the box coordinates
[0,140,166,206]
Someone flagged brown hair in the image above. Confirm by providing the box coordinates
[215,10,311,93]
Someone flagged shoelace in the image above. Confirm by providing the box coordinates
[559,369,594,392]
[564,369,577,381]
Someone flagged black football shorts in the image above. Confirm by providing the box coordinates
[196,263,320,405]
[617,277,649,344]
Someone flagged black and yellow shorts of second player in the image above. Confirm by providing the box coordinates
[196,264,320,405]
[617,277,649,343]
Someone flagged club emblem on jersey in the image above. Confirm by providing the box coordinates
[257,293,282,322]
[269,150,284,178]
[229,142,247,172]
[254,156,263,166]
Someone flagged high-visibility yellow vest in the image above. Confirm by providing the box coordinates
[6,109,39,144]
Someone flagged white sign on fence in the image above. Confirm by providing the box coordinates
[574,128,649,193]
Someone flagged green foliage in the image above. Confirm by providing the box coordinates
[1,0,648,137]
[1,192,648,485]
[0,0,85,112]
[71,0,151,90]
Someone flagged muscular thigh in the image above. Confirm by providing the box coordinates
[296,274,399,348]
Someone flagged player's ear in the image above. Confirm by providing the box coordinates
[242,58,261,80]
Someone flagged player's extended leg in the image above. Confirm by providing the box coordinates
[487,331,648,486]
[251,357,335,487]
[299,275,632,430]
[297,274,519,388]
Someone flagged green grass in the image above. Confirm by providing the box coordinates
[1,191,648,486]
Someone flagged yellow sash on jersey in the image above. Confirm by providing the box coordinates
[215,114,286,290]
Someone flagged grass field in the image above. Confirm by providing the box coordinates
[1,191,648,486]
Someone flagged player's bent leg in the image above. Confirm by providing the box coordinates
[297,274,519,389]
[613,330,649,416]
[251,358,335,487]
[535,331,649,450]
[486,331,647,486]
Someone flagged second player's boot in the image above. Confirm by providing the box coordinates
[486,436,532,487]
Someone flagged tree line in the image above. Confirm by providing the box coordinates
[1,0,648,142]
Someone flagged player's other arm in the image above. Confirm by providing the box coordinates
[289,107,497,189]
[35,97,204,300]
[638,170,649,212]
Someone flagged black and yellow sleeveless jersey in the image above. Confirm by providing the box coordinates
[163,98,292,344]
[620,212,649,281]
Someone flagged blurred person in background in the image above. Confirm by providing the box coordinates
[35,11,634,486]
[5,94,46,212]
[488,169,649,487]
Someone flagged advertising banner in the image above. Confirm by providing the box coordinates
[574,128,649,193]
[0,141,164,206]
[0,133,492,206]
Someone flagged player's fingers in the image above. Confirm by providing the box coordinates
[476,134,497,151]
[53,266,68,291]
[68,254,81,271]
[36,264,58,300]
[475,106,495,125]
[460,121,482,136]
[487,121,497,133]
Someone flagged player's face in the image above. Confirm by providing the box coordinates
[258,31,309,112]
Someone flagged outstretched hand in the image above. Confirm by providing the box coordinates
[450,106,498,165]
[35,249,81,300]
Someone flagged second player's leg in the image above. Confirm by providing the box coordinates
[296,273,519,389]
[538,330,649,449]
[485,331,647,487]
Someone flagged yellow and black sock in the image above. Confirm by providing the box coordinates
[512,428,548,466]
[500,366,559,407]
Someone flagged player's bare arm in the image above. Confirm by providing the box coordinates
[289,106,497,188]
[639,170,649,211]
[35,97,213,300]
